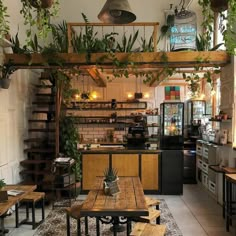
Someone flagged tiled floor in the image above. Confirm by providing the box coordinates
[3,184,235,236]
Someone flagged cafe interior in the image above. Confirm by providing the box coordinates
[0,0,236,235]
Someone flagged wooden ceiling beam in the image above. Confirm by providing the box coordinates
[4,51,230,69]
[86,67,107,87]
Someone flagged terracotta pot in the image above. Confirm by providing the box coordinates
[29,0,54,9]
[210,0,228,12]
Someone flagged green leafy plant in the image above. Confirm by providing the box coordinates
[51,20,69,53]
[0,179,6,189]
[20,0,59,47]
[116,30,139,52]
[158,14,175,43]
[198,0,236,55]
[103,167,118,182]
[196,34,223,51]
[0,0,10,40]
[59,116,81,181]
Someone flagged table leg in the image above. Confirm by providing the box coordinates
[127,218,131,236]
[222,173,225,218]
[96,217,100,236]
[226,179,231,232]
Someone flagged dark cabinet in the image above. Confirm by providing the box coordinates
[52,158,77,208]
[161,150,183,194]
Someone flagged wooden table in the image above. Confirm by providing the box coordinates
[81,177,148,236]
[209,165,236,218]
[225,174,236,232]
[0,185,37,235]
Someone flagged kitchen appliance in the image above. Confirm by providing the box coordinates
[159,102,184,149]
[183,141,197,184]
[126,123,148,149]
[186,99,206,138]
[160,102,184,194]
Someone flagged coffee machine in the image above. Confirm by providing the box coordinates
[126,122,148,149]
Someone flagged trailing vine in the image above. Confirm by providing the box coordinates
[0,0,10,40]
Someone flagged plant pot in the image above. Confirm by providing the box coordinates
[0,78,11,89]
[29,0,54,9]
[103,178,120,196]
[210,0,228,12]
[0,191,8,202]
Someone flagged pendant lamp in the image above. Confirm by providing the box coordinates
[98,0,136,24]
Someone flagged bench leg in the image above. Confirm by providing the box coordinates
[77,218,81,236]
[42,198,45,221]
[85,216,88,235]
[32,203,36,229]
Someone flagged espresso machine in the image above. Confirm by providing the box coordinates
[126,122,148,149]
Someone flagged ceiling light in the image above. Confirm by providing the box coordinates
[98,0,136,24]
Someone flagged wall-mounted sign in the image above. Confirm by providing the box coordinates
[170,10,197,51]
[165,86,180,100]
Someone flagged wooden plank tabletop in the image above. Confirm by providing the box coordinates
[0,185,37,216]
[81,177,148,217]
[225,174,236,184]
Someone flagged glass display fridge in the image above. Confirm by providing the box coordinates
[160,102,184,194]
[186,100,206,137]
[159,102,184,149]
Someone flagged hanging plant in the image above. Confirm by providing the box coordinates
[0,0,10,40]
[20,0,59,47]
[210,0,228,12]
[29,0,54,9]
[198,0,236,55]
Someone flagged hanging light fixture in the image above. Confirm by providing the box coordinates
[98,0,136,24]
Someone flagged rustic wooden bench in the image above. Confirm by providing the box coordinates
[15,192,45,229]
[66,204,88,236]
[130,222,166,236]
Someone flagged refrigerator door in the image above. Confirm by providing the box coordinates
[160,102,184,149]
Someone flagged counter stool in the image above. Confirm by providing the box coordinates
[66,204,88,236]
[15,192,45,229]
[145,196,160,210]
[130,222,166,236]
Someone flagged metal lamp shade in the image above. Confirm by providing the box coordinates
[98,0,136,24]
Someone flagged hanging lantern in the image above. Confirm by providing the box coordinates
[98,0,136,24]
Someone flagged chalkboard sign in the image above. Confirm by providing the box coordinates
[170,10,197,51]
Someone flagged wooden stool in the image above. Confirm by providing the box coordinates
[132,208,161,225]
[145,196,161,224]
[66,204,88,236]
[145,196,160,209]
[15,192,45,229]
[130,222,166,236]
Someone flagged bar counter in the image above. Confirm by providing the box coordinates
[81,147,161,194]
